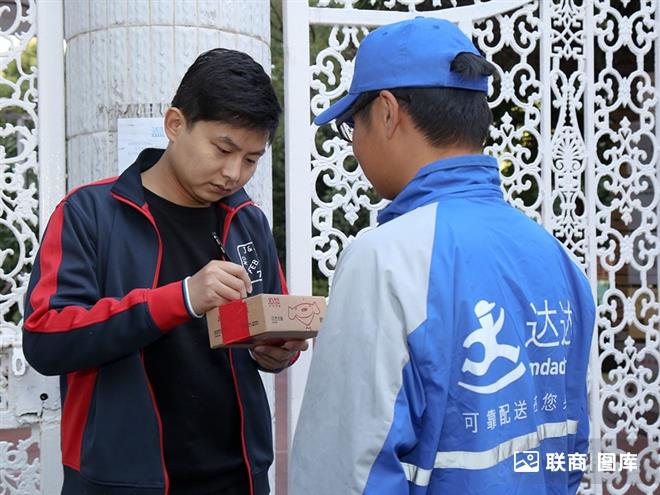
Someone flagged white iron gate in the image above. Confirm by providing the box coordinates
[1,0,65,493]
[2,1,659,494]
[283,1,659,494]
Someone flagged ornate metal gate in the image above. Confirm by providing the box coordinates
[283,1,659,494]
[2,1,659,494]
[1,0,64,493]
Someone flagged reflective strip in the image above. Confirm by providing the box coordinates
[435,420,578,470]
[402,462,432,486]
[402,420,578,487]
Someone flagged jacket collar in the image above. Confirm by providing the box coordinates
[377,154,502,225]
[111,148,252,209]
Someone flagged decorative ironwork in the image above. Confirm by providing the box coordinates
[1,0,41,492]
[593,0,659,493]
[311,24,387,286]
[305,1,659,494]
[317,0,486,10]
[476,1,543,223]
[0,426,40,494]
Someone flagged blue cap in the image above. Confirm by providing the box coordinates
[314,16,489,125]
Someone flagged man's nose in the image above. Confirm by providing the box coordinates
[221,157,242,183]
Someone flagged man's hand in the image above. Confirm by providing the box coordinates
[251,340,309,370]
[187,260,253,315]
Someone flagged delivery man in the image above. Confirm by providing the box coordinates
[291,17,595,495]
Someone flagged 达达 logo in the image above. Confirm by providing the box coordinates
[458,300,526,394]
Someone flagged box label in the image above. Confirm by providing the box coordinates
[267,296,282,308]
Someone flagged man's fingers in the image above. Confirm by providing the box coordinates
[211,261,253,295]
[254,353,283,368]
[282,340,309,352]
[214,269,249,299]
[252,346,291,362]
[253,340,309,363]
[239,270,253,295]
[188,261,255,313]
[215,285,245,302]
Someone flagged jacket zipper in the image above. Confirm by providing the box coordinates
[221,201,256,495]
[114,193,258,495]
[112,192,170,495]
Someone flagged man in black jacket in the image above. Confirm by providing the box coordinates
[23,48,307,495]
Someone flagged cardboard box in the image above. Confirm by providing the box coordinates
[207,294,326,348]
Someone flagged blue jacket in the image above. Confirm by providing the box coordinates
[22,149,285,495]
[291,155,595,494]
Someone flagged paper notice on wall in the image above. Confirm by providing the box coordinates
[117,118,168,174]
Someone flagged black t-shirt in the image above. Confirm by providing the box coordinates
[142,188,249,495]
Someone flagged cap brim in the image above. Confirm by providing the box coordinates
[313,93,359,125]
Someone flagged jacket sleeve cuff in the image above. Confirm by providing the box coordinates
[183,276,204,319]
[146,281,191,331]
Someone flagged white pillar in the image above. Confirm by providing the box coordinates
[38,0,66,233]
[37,0,66,492]
[282,0,313,468]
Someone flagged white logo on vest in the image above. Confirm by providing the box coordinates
[458,300,526,394]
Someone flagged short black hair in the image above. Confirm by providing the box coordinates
[171,48,281,143]
[351,52,496,149]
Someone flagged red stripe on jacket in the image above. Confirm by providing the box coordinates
[61,369,97,470]
[26,202,66,329]
[24,202,189,334]
[278,262,289,295]
[220,201,255,247]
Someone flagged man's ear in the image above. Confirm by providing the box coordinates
[378,90,401,140]
[163,107,187,142]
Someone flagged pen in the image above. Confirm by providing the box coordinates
[211,232,231,262]
[211,232,252,296]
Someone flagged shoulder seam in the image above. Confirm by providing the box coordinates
[64,177,118,201]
